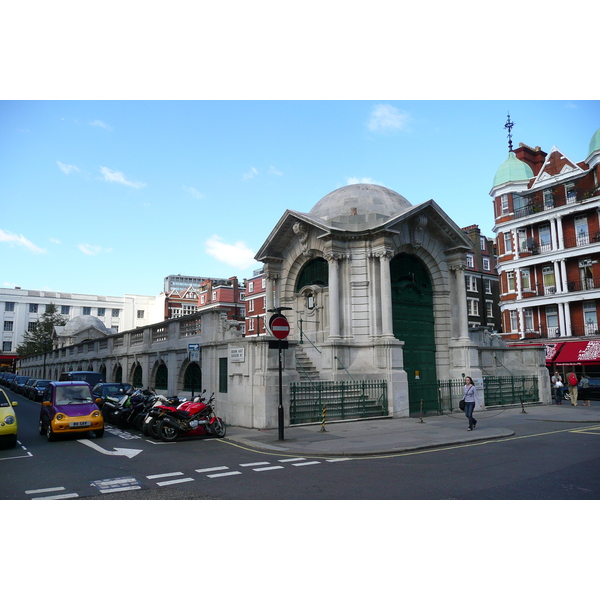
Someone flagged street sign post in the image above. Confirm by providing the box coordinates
[267,309,291,441]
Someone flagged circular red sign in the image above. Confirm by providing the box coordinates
[271,316,290,340]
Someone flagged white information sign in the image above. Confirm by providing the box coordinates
[230,347,245,363]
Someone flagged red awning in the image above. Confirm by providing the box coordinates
[554,340,600,365]
[545,342,565,366]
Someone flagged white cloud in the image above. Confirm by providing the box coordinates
[100,166,146,189]
[78,244,112,256]
[346,176,383,185]
[183,185,204,199]
[269,165,283,176]
[367,104,411,133]
[50,238,61,244]
[205,235,258,270]
[90,119,113,130]
[57,161,80,174]
[242,167,258,180]
[0,229,47,254]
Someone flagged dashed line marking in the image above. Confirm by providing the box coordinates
[254,466,285,472]
[278,457,305,463]
[195,466,229,473]
[146,472,184,480]
[206,471,242,478]
[26,487,66,495]
[292,461,320,467]
[240,461,270,467]
[156,478,195,487]
[31,493,80,500]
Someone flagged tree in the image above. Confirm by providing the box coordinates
[16,303,67,357]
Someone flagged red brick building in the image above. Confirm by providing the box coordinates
[244,269,267,337]
[491,126,600,363]
[197,277,246,324]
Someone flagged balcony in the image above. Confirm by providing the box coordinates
[512,185,600,220]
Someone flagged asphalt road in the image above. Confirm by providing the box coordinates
[2,385,599,500]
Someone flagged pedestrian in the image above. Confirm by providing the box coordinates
[551,371,564,404]
[579,374,591,407]
[566,368,579,406]
[463,376,479,431]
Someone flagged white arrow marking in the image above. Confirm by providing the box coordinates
[77,439,143,458]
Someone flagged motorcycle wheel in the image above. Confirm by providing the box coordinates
[158,420,179,442]
[212,417,226,438]
[142,418,154,437]
[133,413,146,431]
[150,417,163,439]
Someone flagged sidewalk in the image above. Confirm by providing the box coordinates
[226,403,600,457]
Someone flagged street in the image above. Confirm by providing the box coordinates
[2,385,599,501]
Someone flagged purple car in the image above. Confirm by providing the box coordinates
[39,381,104,442]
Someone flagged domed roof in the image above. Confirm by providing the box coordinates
[589,126,600,156]
[493,152,534,188]
[310,183,411,221]
[62,315,109,336]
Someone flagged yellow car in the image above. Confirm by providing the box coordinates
[0,389,18,449]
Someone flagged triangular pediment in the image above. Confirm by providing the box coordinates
[532,146,585,188]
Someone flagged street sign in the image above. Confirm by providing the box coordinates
[270,315,290,340]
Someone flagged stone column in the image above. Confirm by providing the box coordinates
[324,251,342,339]
[556,217,565,250]
[450,262,470,340]
[376,249,394,338]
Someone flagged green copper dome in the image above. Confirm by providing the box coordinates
[588,127,600,156]
[493,152,534,188]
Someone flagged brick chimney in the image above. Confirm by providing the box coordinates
[514,143,547,177]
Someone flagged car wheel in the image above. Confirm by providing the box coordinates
[46,421,57,442]
[94,428,104,439]
[39,418,46,435]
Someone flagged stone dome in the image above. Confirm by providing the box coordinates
[310,183,411,222]
[493,152,534,188]
[589,126,600,157]
[62,315,110,336]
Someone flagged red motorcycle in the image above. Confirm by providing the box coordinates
[156,392,226,442]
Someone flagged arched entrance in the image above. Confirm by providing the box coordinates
[183,362,202,396]
[391,254,437,414]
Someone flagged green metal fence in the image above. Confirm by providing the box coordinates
[483,376,539,407]
[290,380,388,425]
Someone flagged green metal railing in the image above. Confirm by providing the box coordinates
[290,380,388,424]
[483,376,539,407]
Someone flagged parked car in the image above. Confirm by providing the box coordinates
[20,378,37,397]
[0,389,18,448]
[0,373,16,387]
[39,381,104,441]
[91,382,133,407]
[28,379,52,402]
[59,371,105,386]
[11,376,30,393]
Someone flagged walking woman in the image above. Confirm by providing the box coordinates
[463,376,479,431]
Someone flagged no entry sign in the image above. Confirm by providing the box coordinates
[270,315,290,340]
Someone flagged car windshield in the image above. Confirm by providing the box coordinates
[55,386,93,405]
[0,395,9,408]
[102,384,128,395]
[36,380,51,387]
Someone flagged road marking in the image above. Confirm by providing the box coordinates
[77,439,143,458]
[240,461,270,467]
[31,493,79,500]
[26,487,66,494]
[278,457,305,462]
[206,471,242,478]
[292,461,320,467]
[326,458,353,462]
[253,466,285,472]
[196,466,229,473]
[147,472,184,479]
[90,477,142,494]
[156,478,195,486]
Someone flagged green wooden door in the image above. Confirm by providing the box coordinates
[391,254,438,414]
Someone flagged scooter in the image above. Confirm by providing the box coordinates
[156,391,226,442]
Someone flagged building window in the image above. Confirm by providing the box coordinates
[507,271,516,292]
[2,342,11,352]
[83,307,91,315]
[97,307,105,317]
[61,305,70,315]
[219,357,228,393]
[565,183,577,204]
[575,215,589,246]
[3,321,13,332]
[485,279,492,295]
[501,194,509,215]
[248,317,255,332]
[112,309,119,317]
[29,304,38,313]
[137,310,145,319]
[212,292,217,301]
[466,254,474,268]
[248,282,254,293]
[480,236,486,251]
[466,275,477,292]
[538,225,551,252]
[467,299,479,316]
[4,302,15,312]
[542,265,556,293]
[486,301,494,318]
[510,310,518,332]
[261,278,266,290]
[546,306,559,336]
[483,258,490,271]
[201,295,206,305]
[579,258,594,290]
[27,322,36,332]
[248,299,254,312]
[517,228,527,252]
[583,301,598,335]
[524,308,534,332]
[504,232,512,253]
[521,268,531,291]
[543,189,554,210]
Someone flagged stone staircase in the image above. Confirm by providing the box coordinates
[295,347,320,381]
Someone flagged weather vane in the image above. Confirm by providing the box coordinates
[504,112,514,152]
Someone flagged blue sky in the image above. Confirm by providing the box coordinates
[1,5,598,299]
[1,100,598,298]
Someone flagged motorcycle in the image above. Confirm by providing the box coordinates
[156,391,226,442]
[141,394,187,438]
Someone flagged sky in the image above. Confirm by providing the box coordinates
[2,100,598,298]
[1,4,598,302]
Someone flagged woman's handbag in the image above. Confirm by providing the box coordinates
[459,399,465,411]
